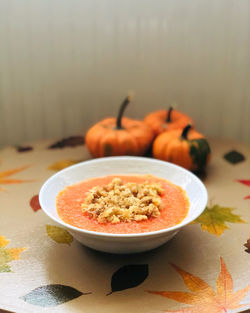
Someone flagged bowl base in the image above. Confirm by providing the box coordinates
[71,230,179,254]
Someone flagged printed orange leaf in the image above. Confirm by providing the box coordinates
[0,165,29,178]
[164,304,218,313]
[216,258,233,308]
[29,195,41,212]
[191,205,245,236]
[227,285,250,310]
[0,165,32,189]
[171,264,215,298]
[0,235,26,272]
[148,291,202,305]
[147,257,250,313]
[0,178,32,184]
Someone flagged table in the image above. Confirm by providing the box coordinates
[0,136,249,313]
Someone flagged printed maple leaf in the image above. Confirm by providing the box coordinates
[191,205,245,236]
[0,165,31,191]
[244,239,250,254]
[236,179,250,187]
[0,235,26,272]
[148,257,250,313]
[236,179,250,200]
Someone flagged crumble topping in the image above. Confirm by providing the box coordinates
[81,178,163,223]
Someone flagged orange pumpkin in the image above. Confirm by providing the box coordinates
[153,124,211,171]
[144,107,193,136]
[86,96,154,158]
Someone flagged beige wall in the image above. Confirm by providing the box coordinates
[0,0,249,146]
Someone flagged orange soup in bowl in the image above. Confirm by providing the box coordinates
[56,175,189,234]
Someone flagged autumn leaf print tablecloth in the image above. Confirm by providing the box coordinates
[0,137,249,313]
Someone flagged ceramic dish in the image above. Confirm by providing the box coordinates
[39,156,207,254]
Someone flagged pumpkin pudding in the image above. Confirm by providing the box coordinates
[57,175,189,234]
[81,178,163,223]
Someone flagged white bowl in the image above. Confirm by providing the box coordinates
[39,156,207,254]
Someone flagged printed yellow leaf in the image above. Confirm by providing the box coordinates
[48,160,78,171]
[147,257,250,313]
[46,225,73,245]
[7,247,26,260]
[0,235,9,247]
[0,235,26,273]
[0,165,32,189]
[192,205,245,236]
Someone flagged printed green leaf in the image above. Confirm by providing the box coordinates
[224,150,245,164]
[48,136,84,149]
[46,225,73,245]
[0,248,12,266]
[192,205,245,236]
[21,284,89,307]
[0,264,11,272]
[16,146,33,152]
[107,264,149,295]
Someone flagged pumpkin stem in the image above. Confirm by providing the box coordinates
[181,124,192,139]
[166,106,173,122]
[116,94,133,129]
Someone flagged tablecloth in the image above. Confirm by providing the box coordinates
[0,136,249,313]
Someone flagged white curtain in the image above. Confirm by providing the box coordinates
[0,0,249,146]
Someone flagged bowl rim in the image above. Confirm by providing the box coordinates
[39,156,208,238]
